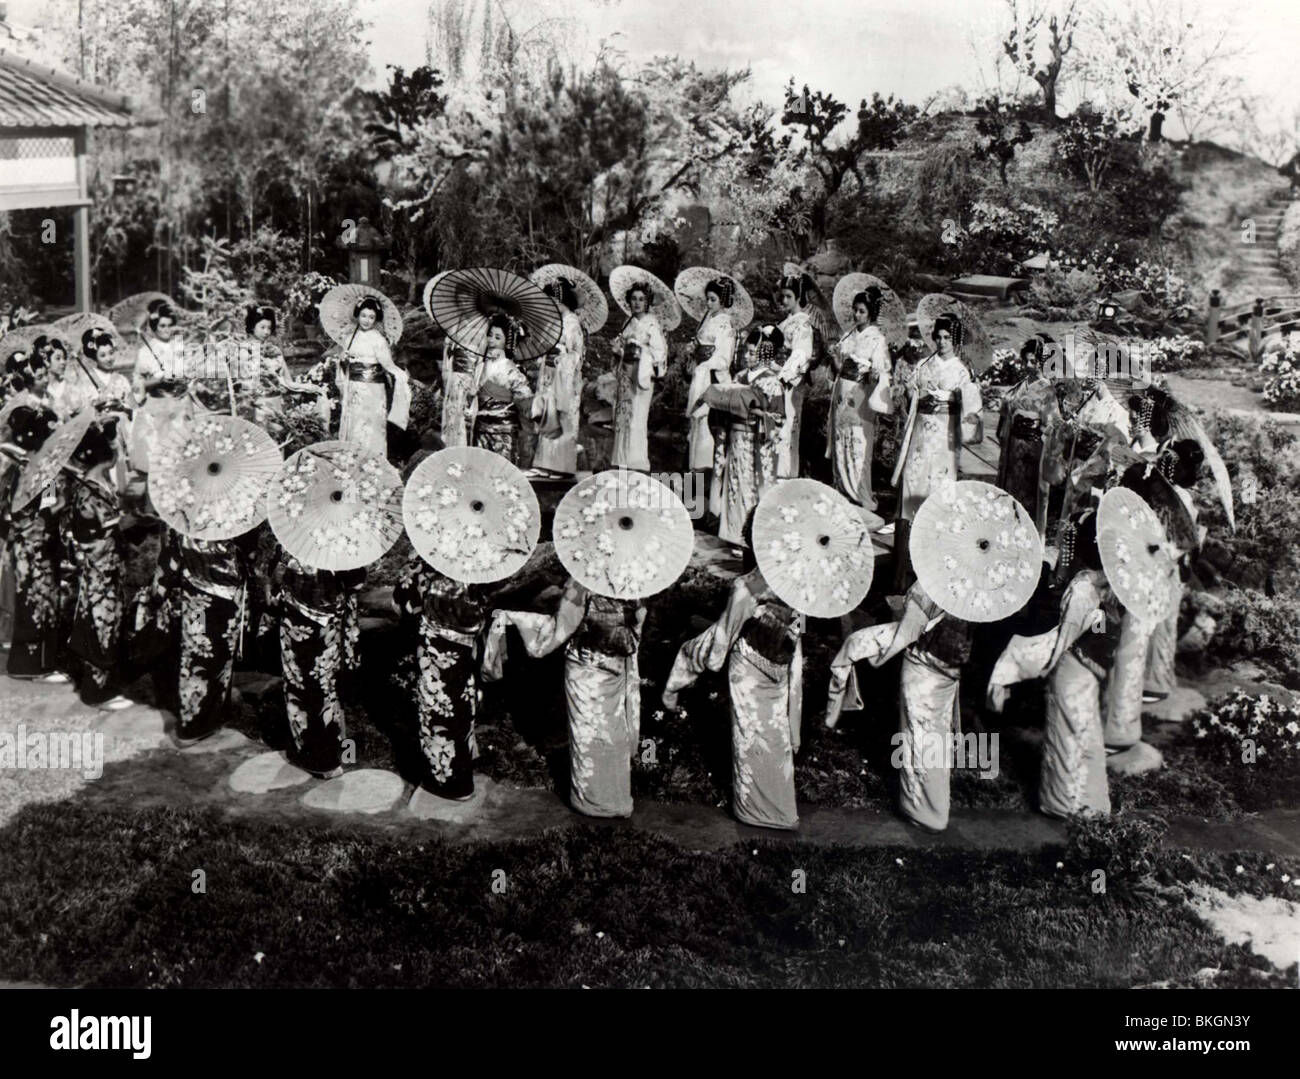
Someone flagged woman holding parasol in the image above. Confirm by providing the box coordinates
[329,293,410,458]
[483,471,693,819]
[240,305,325,438]
[130,299,189,474]
[995,335,1067,538]
[608,268,675,471]
[774,272,819,478]
[891,312,982,591]
[704,326,786,546]
[530,269,601,477]
[440,343,481,448]
[471,314,534,464]
[80,329,133,413]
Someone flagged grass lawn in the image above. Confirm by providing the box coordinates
[0,803,1293,989]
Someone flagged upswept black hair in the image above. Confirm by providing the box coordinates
[705,277,736,309]
[745,324,785,363]
[147,299,176,331]
[82,329,115,360]
[352,296,384,323]
[72,416,120,469]
[543,277,580,312]
[778,273,815,307]
[931,313,964,348]
[852,286,884,322]
[7,405,59,451]
[245,304,278,336]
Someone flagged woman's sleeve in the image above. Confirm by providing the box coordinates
[508,363,532,405]
[825,620,902,727]
[484,576,589,678]
[636,332,656,391]
[663,577,755,703]
[958,366,982,417]
[986,578,1098,708]
[779,319,813,384]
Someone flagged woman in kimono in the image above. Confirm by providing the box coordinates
[80,330,133,413]
[394,556,494,798]
[828,286,892,513]
[996,336,1066,538]
[4,405,69,681]
[824,580,972,832]
[531,278,585,476]
[610,281,666,471]
[130,300,189,473]
[241,305,324,437]
[775,273,817,479]
[336,296,410,458]
[62,416,133,709]
[988,510,1118,818]
[40,337,87,419]
[440,344,480,449]
[892,313,982,591]
[662,518,804,830]
[685,278,736,514]
[472,314,533,464]
[273,550,364,778]
[484,576,646,819]
[706,327,786,546]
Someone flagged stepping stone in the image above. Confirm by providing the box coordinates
[229,751,313,794]
[98,706,167,749]
[1106,740,1164,775]
[1143,685,1206,723]
[177,728,253,754]
[301,768,406,815]
[407,776,497,822]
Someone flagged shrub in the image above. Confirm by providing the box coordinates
[1200,590,1300,687]
[1066,811,1169,883]
[978,346,1035,388]
[1027,264,1100,316]
[1277,201,1300,290]
[942,200,1058,275]
[1147,334,1208,373]
[283,272,340,331]
[1260,348,1300,410]
[1189,689,1300,765]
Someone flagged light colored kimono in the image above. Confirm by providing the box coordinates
[337,327,410,456]
[441,355,483,449]
[130,335,189,472]
[531,309,584,473]
[612,314,664,471]
[825,582,964,831]
[1144,485,1197,702]
[709,365,784,545]
[483,577,645,819]
[665,568,804,830]
[894,353,981,522]
[827,323,890,510]
[686,311,735,471]
[989,569,1115,818]
[1075,381,1131,440]
[776,310,814,478]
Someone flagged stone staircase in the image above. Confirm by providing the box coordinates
[1242,189,1293,297]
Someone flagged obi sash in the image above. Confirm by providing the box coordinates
[917,394,961,416]
[839,357,878,383]
[1010,412,1044,441]
[1070,614,1121,677]
[147,381,189,399]
[918,616,972,668]
[740,602,800,666]
[572,596,640,656]
[347,362,387,383]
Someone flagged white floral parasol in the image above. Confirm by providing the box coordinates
[13,412,102,511]
[0,323,58,360]
[107,292,174,336]
[403,447,540,583]
[831,272,908,347]
[910,480,1042,622]
[1097,486,1178,627]
[150,415,281,540]
[553,470,694,599]
[608,266,683,332]
[318,284,404,348]
[915,294,994,374]
[529,264,610,334]
[752,479,875,618]
[673,266,754,330]
[269,440,405,571]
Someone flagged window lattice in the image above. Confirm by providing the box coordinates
[0,137,76,187]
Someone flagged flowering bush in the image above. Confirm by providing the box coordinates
[283,272,340,330]
[978,347,1034,388]
[1260,349,1300,410]
[1146,334,1208,373]
[942,201,1058,275]
[1189,690,1300,768]
[1055,244,1190,318]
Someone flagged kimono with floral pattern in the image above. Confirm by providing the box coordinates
[275,553,364,774]
[995,376,1066,537]
[394,557,492,797]
[705,365,785,545]
[532,310,584,474]
[775,310,815,478]
[827,324,891,510]
[63,472,124,701]
[664,568,804,830]
[612,315,663,471]
[988,569,1117,818]
[896,353,981,522]
[6,472,66,677]
[484,577,645,818]
[473,354,532,464]
[686,312,735,472]
[176,535,248,739]
[337,327,410,457]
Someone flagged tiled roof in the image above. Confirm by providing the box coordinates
[0,49,136,128]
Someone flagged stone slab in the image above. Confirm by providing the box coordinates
[300,768,407,815]
[1143,686,1207,724]
[177,728,253,754]
[1106,740,1164,776]
[98,706,168,749]
[229,751,313,794]
[407,776,497,822]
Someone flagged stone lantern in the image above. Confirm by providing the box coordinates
[337,216,390,286]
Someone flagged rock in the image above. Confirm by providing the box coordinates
[229,751,313,794]
[301,767,407,814]
[1106,740,1164,775]
[1176,613,1216,654]
[178,727,253,754]
[98,706,168,749]
[407,776,497,822]
[1143,686,1206,723]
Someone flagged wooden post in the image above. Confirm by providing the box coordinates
[73,128,91,313]
[1206,289,1220,347]
[1249,297,1264,361]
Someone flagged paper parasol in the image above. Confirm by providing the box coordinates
[752,479,875,619]
[107,292,174,335]
[428,267,563,361]
[530,264,609,334]
[0,323,58,360]
[608,266,683,332]
[12,412,96,511]
[1097,486,1178,627]
[269,440,405,571]
[910,480,1042,622]
[1160,390,1234,531]
[673,267,754,330]
[831,272,908,347]
[552,470,694,600]
[403,447,540,584]
[318,284,403,349]
[149,415,281,540]
[422,271,452,323]
[51,312,123,356]
[915,294,994,374]
[1119,461,1199,552]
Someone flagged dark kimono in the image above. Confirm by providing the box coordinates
[274,553,364,774]
[63,473,124,702]
[996,376,1066,537]
[472,356,532,464]
[175,534,249,739]
[7,470,67,677]
[394,557,493,798]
